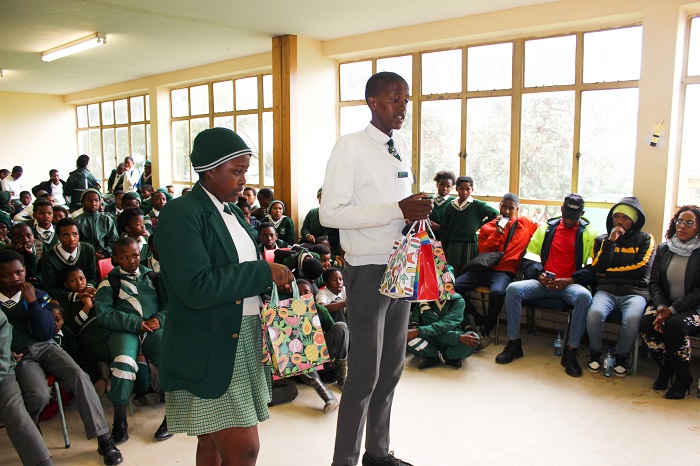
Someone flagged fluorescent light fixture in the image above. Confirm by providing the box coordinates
[0,69,3,78]
[41,33,107,62]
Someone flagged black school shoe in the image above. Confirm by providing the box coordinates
[154,416,173,441]
[111,419,129,444]
[97,435,123,465]
[561,347,582,377]
[362,451,413,466]
[495,339,523,364]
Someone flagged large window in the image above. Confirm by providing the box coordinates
[338,25,642,219]
[171,74,273,187]
[76,95,150,186]
[678,16,700,206]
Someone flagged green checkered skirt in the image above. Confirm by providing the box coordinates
[165,315,271,436]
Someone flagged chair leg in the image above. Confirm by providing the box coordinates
[631,335,640,375]
[495,311,501,346]
[526,306,536,334]
[53,382,70,449]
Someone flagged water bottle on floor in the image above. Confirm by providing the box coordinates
[554,330,563,356]
[603,349,614,378]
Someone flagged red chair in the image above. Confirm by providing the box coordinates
[97,258,115,281]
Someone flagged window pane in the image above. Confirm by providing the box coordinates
[263,74,273,108]
[237,114,259,185]
[520,91,575,199]
[518,204,561,224]
[377,55,413,94]
[145,95,150,121]
[420,100,461,193]
[578,88,639,202]
[190,118,210,146]
[77,106,88,128]
[77,130,89,154]
[190,85,209,115]
[468,42,513,91]
[466,96,511,196]
[102,129,116,175]
[131,124,146,167]
[115,127,130,161]
[101,101,114,125]
[146,123,151,159]
[235,77,258,111]
[213,116,233,130]
[88,129,102,178]
[689,17,700,76]
[340,106,371,136]
[583,26,642,83]
[263,111,274,186]
[172,121,191,182]
[422,49,462,95]
[524,35,576,87]
[88,104,100,127]
[171,88,189,118]
[678,84,700,205]
[130,96,145,122]
[396,101,413,162]
[213,80,234,113]
[115,99,129,124]
[340,61,372,101]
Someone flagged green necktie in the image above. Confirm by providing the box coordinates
[387,138,401,162]
[223,204,233,215]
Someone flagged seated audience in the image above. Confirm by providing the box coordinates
[32,169,67,206]
[257,222,288,255]
[243,186,259,210]
[237,197,260,238]
[146,190,167,231]
[455,193,538,344]
[1,166,24,201]
[496,194,598,377]
[104,190,125,219]
[74,189,119,259]
[7,223,39,285]
[301,188,332,244]
[0,213,10,248]
[252,187,273,220]
[51,205,68,224]
[31,199,57,262]
[264,199,295,245]
[116,208,149,265]
[640,205,700,399]
[316,267,347,324]
[585,197,655,377]
[107,163,125,194]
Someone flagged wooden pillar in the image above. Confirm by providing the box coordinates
[272,35,298,232]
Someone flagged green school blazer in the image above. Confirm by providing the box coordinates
[155,183,273,399]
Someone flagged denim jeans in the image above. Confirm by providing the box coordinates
[505,279,592,347]
[586,290,646,356]
[455,269,513,334]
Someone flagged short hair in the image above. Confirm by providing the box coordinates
[456,176,474,189]
[117,162,125,170]
[33,199,53,210]
[0,249,24,266]
[117,207,145,236]
[62,264,83,282]
[50,300,64,316]
[166,185,174,190]
[258,188,274,200]
[124,156,134,164]
[141,184,153,192]
[434,171,456,184]
[76,154,90,168]
[322,267,342,283]
[315,235,329,243]
[0,169,9,175]
[121,192,140,205]
[151,191,166,201]
[296,278,312,289]
[666,205,700,240]
[236,198,251,210]
[258,222,275,232]
[11,166,23,174]
[49,169,59,176]
[181,187,191,195]
[10,222,31,238]
[19,191,30,198]
[114,236,137,252]
[243,186,257,196]
[113,190,125,197]
[365,72,407,103]
[501,193,520,206]
[56,217,80,235]
[52,205,69,217]
[308,244,330,256]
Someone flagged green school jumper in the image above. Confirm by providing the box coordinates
[40,242,98,302]
[442,198,498,266]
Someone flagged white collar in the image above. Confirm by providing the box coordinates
[118,266,142,279]
[0,290,22,305]
[35,223,54,235]
[452,196,473,210]
[57,244,78,262]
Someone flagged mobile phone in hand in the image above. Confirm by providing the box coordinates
[544,271,556,280]
[498,217,509,229]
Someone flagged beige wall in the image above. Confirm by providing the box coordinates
[0,91,76,192]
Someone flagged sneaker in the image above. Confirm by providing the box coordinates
[561,347,582,377]
[417,357,441,370]
[587,352,602,373]
[362,451,414,466]
[495,339,523,364]
[613,355,628,377]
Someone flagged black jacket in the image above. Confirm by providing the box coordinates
[650,243,700,315]
[32,179,66,198]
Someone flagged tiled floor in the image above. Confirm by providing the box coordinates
[3,332,700,465]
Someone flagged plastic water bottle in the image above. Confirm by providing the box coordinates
[603,349,614,378]
[553,331,563,356]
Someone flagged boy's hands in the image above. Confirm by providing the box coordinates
[143,317,160,331]
[269,262,294,292]
[399,193,433,221]
[19,282,36,303]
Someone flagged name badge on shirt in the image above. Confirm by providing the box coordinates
[398,171,409,178]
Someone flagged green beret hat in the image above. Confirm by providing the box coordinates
[0,211,11,230]
[80,188,102,202]
[156,187,173,202]
[144,160,151,166]
[190,127,253,173]
[0,191,10,205]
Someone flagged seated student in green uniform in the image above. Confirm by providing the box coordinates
[257,221,288,255]
[120,192,153,236]
[74,188,119,260]
[301,188,332,244]
[0,249,123,465]
[139,184,154,214]
[51,205,68,225]
[406,292,481,369]
[0,303,54,466]
[104,190,125,220]
[264,199,295,245]
[40,217,98,304]
[51,301,78,360]
[94,237,171,444]
[59,266,111,397]
[0,210,10,248]
[252,187,273,220]
[31,199,57,263]
[146,190,167,232]
[7,223,40,286]
[116,208,149,266]
[236,198,260,238]
[316,267,347,324]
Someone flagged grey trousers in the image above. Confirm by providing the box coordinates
[0,373,53,465]
[332,264,410,466]
[15,341,109,439]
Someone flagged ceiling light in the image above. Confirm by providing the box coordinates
[41,33,107,62]
[0,70,3,78]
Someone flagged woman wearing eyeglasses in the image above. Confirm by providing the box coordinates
[640,205,700,399]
